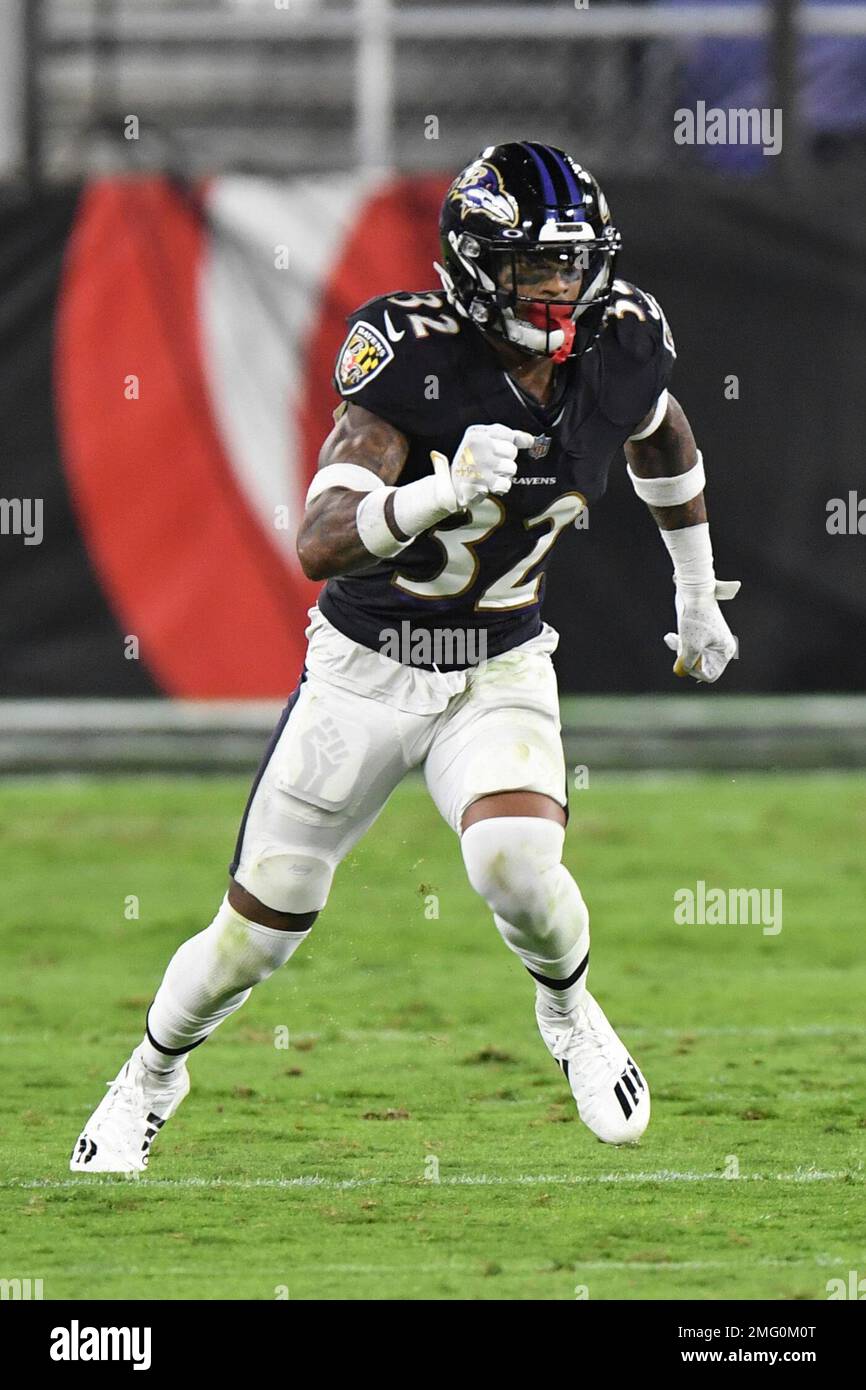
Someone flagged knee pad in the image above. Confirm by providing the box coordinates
[233,843,334,916]
[157,895,310,1042]
[461,816,567,930]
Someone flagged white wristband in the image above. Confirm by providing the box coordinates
[627,450,705,507]
[306,463,384,505]
[660,521,716,596]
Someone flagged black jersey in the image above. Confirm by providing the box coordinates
[318,282,676,670]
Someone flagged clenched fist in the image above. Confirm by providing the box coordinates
[664,579,740,683]
[431,424,536,510]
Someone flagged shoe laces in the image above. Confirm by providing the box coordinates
[101,1064,147,1125]
[552,1003,625,1092]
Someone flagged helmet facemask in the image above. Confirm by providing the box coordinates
[438,227,620,363]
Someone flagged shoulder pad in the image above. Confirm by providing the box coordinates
[597,281,676,430]
[334,292,464,432]
[603,280,676,363]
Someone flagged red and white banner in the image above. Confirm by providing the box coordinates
[54,173,448,696]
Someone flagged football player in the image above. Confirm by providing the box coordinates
[71,142,738,1172]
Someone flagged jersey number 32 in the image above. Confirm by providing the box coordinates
[393,492,586,610]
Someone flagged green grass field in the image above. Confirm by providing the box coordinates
[1,772,864,1301]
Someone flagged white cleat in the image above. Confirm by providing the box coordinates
[69,1047,190,1174]
[536,990,650,1144]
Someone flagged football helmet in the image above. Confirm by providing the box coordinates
[437,141,621,362]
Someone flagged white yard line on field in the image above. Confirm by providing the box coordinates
[1,1023,865,1047]
[277,1256,846,1273]
[2,1168,860,1193]
[32,1256,850,1280]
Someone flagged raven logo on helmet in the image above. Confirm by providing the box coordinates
[448,161,520,228]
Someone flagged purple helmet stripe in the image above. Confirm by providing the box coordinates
[543,145,584,209]
[519,141,559,209]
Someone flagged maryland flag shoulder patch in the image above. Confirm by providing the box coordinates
[336,320,395,395]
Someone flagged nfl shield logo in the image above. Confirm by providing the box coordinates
[529,434,552,459]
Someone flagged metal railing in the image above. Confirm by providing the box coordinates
[11,2,866,182]
[4,695,865,772]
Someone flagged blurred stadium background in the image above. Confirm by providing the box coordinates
[1,0,865,770]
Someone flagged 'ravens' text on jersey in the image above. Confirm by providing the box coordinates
[318,283,676,670]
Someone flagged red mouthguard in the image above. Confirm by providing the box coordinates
[524,302,576,362]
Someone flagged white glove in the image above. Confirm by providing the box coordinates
[664,579,740,683]
[430,424,536,510]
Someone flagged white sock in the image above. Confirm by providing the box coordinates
[140,894,310,1074]
[461,817,590,1016]
[494,912,589,1016]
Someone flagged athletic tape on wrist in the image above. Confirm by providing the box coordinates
[392,470,457,538]
[660,520,715,589]
[306,463,385,506]
[626,450,705,508]
[355,487,412,559]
